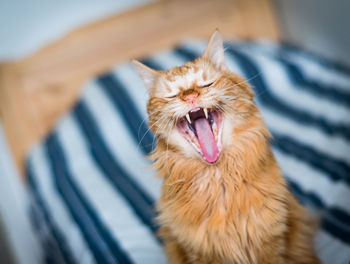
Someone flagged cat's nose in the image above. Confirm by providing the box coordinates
[183,92,198,104]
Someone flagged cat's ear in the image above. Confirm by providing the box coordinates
[132,60,159,91]
[203,30,228,71]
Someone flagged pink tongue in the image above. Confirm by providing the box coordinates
[193,117,219,163]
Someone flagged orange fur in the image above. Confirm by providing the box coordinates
[133,31,320,264]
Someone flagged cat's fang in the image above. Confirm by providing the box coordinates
[186,114,192,124]
[204,108,208,119]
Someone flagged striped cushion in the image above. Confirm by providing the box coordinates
[26,40,350,264]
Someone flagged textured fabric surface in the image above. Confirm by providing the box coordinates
[26,40,350,264]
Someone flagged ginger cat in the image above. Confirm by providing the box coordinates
[133,31,320,264]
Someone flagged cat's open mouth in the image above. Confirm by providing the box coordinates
[177,107,223,163]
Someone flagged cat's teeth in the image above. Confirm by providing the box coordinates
[186,114,192,124]
[204,108,208,119]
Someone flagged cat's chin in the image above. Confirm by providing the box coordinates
[177,107,223,164]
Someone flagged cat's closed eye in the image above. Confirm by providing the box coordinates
[199,82,214,88]
[166,94,177,99]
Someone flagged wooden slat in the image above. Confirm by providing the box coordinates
[0,64,43,172]
[0,0,280,179]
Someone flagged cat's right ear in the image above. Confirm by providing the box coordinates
[203,30,228,71]
[132,60,159,92]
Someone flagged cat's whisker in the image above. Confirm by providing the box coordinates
[253,87,268,100]
[137,116,148,140]
[137,113,166,151]
[137,117,154,147]
[220,95,257,108]
[137,109,160,139]
[219,73,261,92]
[156,116,174,136]
[137,126,153,151]
[240,72,261,85]
[152,116,169,135]
[150,116,170,150]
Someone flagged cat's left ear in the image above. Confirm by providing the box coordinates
[203,30,228,71]
[132,60,159,92]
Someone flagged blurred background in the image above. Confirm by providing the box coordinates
[1,0,349,64]
[0,0,349,263]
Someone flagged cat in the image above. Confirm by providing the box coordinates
[133,31,320,264]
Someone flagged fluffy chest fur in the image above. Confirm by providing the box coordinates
[154,137,289,263]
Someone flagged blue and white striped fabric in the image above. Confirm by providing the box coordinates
[25,40,350,264]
